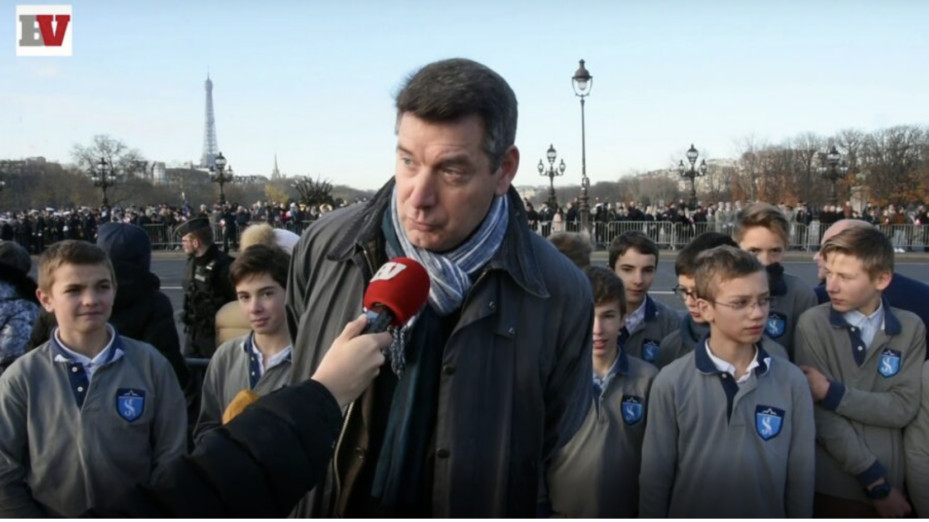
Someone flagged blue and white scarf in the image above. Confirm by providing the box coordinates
[384,186,509,375]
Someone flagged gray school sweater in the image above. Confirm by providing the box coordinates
[194,333,292,444]
[765,271,818,360]
[794,302,926,504]
[905,361,929,517]
[622,295,681,366]
[546,350,657,518]
[0,332,187,517]
[639,341,816,518]
[656,315,789,370]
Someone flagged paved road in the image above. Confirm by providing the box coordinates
[154,253,929,340]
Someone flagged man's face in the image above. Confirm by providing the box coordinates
[394,113,517,252]
[613,249,657,310]
[824,253,890,313]
[738,226,785,267]
[181,233,198,256]
[698,271,769,345]
[38,263,115,337]
[236,274,287,336]
[592,300,624,361]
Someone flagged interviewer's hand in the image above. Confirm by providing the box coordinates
[311,315,390,409]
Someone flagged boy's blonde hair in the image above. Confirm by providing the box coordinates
[695,245,765,302]
[820,226,894,280]
[734,202,790,246]
[38,240,115,294]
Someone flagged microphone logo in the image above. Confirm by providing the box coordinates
[370,261,407,282]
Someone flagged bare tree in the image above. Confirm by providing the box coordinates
[70,135,145,179]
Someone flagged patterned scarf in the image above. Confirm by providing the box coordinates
[383,186,509,376]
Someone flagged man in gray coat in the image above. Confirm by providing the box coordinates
[285,58,593,518]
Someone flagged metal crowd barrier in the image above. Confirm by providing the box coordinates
[142,220,318,250]
[534,221,929,252]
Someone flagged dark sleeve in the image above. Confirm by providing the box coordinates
[85,378,343,518]
[25,310,55,352]
[216,257,238,305]
[143,292,191,391]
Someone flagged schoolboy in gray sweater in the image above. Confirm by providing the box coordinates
[0,241,186,517]
[657,232,788,369]
[608,231,679,365]
[735,203,818,359]
[546,266,657,518]
[796,226,925,517]
[640,246,815,518]
[195,244,294,443]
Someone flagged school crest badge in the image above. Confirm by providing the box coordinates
[116,388,146,423]
[642,339,660,363]
[622,395,644,425]
[765,312,787,339]
[878,349,902,378]
[755,405,784,441]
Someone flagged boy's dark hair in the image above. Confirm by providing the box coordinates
[395,58,518,172]
[694,246,766,302]
[38,240,115,294]
[229,245,291,290]
[583,265,627,316]
[548,232,592,268]
[675,232,739,277]
[608,230,659,271]
[821,226,894,280]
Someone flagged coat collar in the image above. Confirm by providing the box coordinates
[829,297,901,336]
[327,179,549,298]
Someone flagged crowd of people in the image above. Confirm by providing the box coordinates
[0,57,928,518]
[0,200,346,254]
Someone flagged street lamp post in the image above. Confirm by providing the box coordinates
[91,157,113,210]
[210,152,234,206]
[678,144,708,211]
[537,144,566,210]
[572,59,593,236]
[819,145,848,207]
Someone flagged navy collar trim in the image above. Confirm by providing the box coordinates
[615,347,630,375]
[829,297,901,335]
[694,334,771,377]
[245,332,294,361]
[50,325,123,365]
[644,295,657,322]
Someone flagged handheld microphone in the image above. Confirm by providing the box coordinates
[362,257,431,334]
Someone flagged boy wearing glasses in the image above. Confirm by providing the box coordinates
[796,227,925,517]
[608,231,680,365]
[657,232,787,370]
[735,203,818,360]
[546,266,657,517]
[640,246,815,518]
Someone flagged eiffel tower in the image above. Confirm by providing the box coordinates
[200,74,219,168]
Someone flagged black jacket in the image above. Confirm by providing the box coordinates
[85,379,342,517]
[28,261,190,390]
[286,181,593,517]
